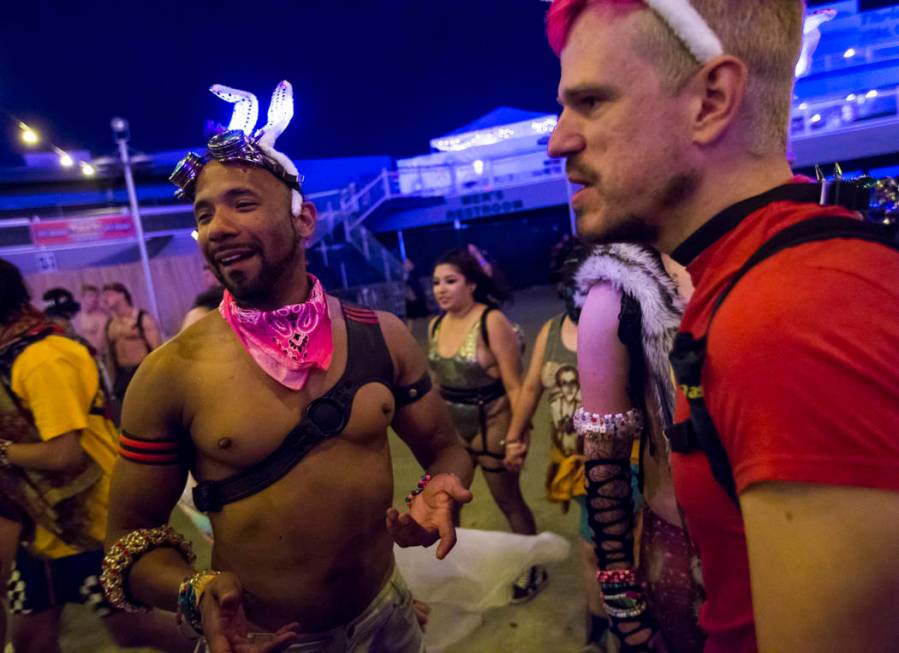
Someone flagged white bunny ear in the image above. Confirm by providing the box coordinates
[257,81,294,148]
[209,84,260,135]
[796,10,836,78]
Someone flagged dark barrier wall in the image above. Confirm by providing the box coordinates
[382,205,572,293]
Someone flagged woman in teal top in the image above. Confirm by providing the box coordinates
[428,248,546,602]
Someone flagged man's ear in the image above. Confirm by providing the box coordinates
[294,200,317,239]
[688,55,748,147]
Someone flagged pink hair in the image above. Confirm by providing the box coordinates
[546,0,641,56]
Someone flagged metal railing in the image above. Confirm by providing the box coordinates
[791,86,899,137]
[808,36,899,77]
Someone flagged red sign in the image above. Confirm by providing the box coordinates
[30,215,136,247]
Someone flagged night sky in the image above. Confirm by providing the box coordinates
[0,1,562,165]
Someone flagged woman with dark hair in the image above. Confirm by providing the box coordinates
[428,248,547,602]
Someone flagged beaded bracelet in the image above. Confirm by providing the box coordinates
[573,407,644,441]
[101,525,197,612]
[404,474,432,506]
[597,568,639,586]
[177,570,221,636]
[597,567,649,620]
[605,600,649,620]
[0,439,13,469]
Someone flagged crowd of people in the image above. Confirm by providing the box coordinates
[1,1,897,652]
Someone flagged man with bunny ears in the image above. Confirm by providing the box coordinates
[101,81,474,653]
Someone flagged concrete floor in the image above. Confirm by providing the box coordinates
[46,285,594,652]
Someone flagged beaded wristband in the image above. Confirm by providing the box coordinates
[597,567,649,620]
[177,570,221,636]
[597,568,639,586]
[573,407,644,441]
[101,525,197,612]
[0,439,13,469]
[404,474,432,506]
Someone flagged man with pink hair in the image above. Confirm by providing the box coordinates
[546,1,899,652]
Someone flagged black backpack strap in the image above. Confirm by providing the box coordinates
[136,310,153,352]
[430,314,445,340]
[676,216,898,505]
[479,307,495,349]
[710,216,898,319]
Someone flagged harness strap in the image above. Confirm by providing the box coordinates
[670,216,899,505]
[193,303,394,513]
[393,373,432,407]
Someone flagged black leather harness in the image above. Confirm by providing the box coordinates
[192,304,432,512]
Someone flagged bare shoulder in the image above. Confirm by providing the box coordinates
[584,281,622,311]
[580,282,623,330]
[375,309,419,352]
[578,282,625,356]
[539,316,555,338]
[122,313,227,430]
[374,309,428,382]
[485,306,513,328]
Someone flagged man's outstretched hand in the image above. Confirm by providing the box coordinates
[200,572,300,653]
[386,472,472,560]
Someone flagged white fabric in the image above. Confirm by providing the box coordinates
[643,0,723,63]
[394,529,571,652]
[178,485,571,651]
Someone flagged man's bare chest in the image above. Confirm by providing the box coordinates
[179,333,396,479]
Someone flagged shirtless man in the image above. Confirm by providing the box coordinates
[74,284,107,355]
[102,81,474,653]
[102,282,161,400]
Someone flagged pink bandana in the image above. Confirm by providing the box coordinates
[219,274,333,390]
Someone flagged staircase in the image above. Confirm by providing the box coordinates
[306,171,407,314]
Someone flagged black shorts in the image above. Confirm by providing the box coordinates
[6,547,115,617]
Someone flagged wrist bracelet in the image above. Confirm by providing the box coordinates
[101,525,196,612]
[597,567,649,620]
[0,439,13,469]
[404,474,431,506]
[177,570,221,636]
[574,407,644,441]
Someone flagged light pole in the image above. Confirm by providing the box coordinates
[111,117,160,322]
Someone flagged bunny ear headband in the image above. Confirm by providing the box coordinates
[170,80,304,217]
[641,0,723,63]
[544,0,724,62]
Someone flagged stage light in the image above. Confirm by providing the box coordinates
[80,162,96,176]
[843,48,856,59]
[798,102,809,110]
[59,152,74,167]
[19,123,39,145]
[846,94,857,102]
[810,113,822,123]
[473,160,484,175]
[866,89,879,99]
[191,230,199,241]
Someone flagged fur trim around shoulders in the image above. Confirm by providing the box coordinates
[573,243,684,424]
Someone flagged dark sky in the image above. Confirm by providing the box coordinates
[0,1,562,165]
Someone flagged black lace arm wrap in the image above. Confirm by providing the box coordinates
[576,407,660,652]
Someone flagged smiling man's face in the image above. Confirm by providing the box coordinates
[192,161,301,305]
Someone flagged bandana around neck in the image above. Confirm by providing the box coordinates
[219,274,333,390]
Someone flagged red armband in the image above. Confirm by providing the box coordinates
[118,431,180,466]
